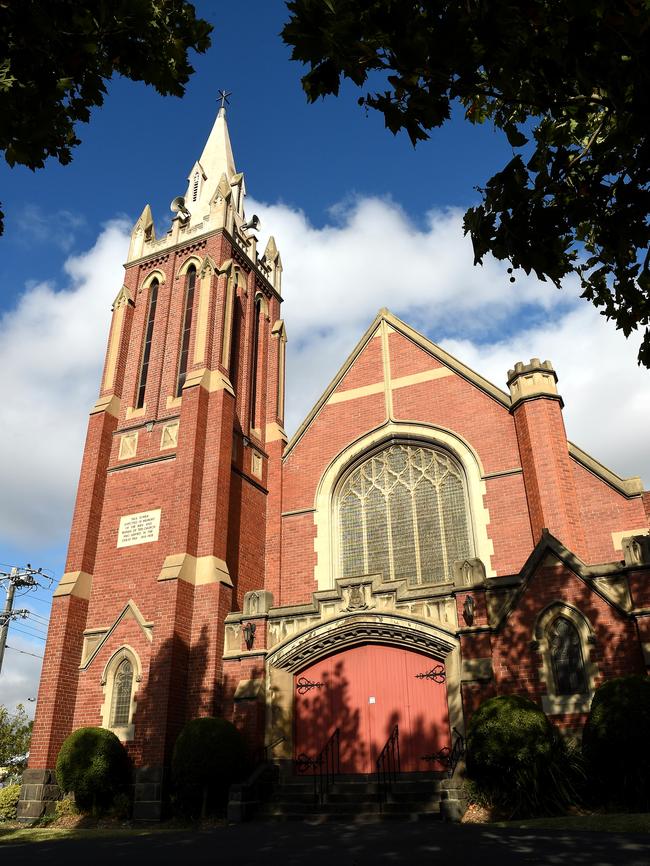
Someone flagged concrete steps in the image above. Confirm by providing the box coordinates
[257,774,446,823]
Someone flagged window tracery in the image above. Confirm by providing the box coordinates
[534,604,597,715]
[110,658,134,727]
[337,443,473,585]
[549,616,588,695]
[100,647,140,741]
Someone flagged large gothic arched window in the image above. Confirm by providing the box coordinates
[337,443,473,585]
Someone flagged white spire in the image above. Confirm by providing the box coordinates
[184,105,238,220]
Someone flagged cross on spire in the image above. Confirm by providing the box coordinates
[218,89,231,111]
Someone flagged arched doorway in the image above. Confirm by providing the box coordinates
[264,612,462,775]
[294,643,450,773]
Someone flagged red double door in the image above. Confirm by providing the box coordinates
[294,644,450,774]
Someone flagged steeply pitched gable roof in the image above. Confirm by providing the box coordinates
[284,309,643,499]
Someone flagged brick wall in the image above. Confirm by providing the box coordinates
[31,224,279,773]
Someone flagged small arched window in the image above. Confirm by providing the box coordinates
[135,279,159,409]
[176,266,196,396]
[109,658,134,727]
[337,443,473,585]
[549,617,588,695]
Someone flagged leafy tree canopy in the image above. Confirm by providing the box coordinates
[282,1,650,366]
[0,704,32,770]
[0,0,213,233]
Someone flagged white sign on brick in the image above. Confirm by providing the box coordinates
[117,509,161,548]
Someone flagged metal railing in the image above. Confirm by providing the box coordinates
[252,734,286,767]
[421,727,466,777]
[376,724,401,809]
[295,727,341,804]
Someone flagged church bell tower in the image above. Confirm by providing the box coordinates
[21,101,287,820]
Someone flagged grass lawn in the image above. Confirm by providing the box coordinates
[0,824,190,845]
[494,813,650,833]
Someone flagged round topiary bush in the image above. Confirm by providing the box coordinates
[582,675,650,810]
[55,727,131,814]
[466,694,581,816]
[171,717,248,818]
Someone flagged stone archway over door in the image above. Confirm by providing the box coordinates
[294,644,450,774]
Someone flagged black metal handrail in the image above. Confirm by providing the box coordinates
[295,727,341,804]
[421,726,465,777]
[264,735,286,759]
[376,724,401,809]
[252,735,286,767]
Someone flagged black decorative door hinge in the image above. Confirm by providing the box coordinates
[415,665,446,683]
[296,676,324,695]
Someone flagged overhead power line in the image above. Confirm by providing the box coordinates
[0,565,53,675]
[5,644,44,660]
[9,626,46,642]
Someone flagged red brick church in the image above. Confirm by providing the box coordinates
[20,107,650,819]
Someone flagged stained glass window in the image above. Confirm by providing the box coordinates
[110,658,133,727]
[338,443,473,585]
[549,617,587,695]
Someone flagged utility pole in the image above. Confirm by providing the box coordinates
[0,565,51,676]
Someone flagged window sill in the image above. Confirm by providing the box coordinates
[541,694,592,715]
[107,723,135,742]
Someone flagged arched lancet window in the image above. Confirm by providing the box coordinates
[229,270,241,386]
[135,279,159,409]
[176,266,196,396]
[109,658,134,727]
[249,294,262,430]
[192,171,200,202]
[337,443,473,585]
[549,617,588,695]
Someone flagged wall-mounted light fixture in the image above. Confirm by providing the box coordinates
[463,595,476,626]
[242,621,256,650]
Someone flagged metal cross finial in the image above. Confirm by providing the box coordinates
[218,89,231,110]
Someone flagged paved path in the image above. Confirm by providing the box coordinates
[3,822,649,866]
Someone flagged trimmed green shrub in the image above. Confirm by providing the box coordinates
[582,675,650,810]
[55,727,131,814]
[171,717,248,818]
[54,793,80,820]
[0,783,20,821]
[466,694,583,817]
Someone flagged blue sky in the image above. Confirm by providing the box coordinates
[1,1,648,709]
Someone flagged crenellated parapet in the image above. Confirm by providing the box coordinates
[507,358,562,409]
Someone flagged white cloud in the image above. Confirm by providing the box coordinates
[14,205,86,251]
[250,196,649,486]
[253,197,575,343]
[0,635,42,717]
[0,220,130,548]
[443,307,650,484]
